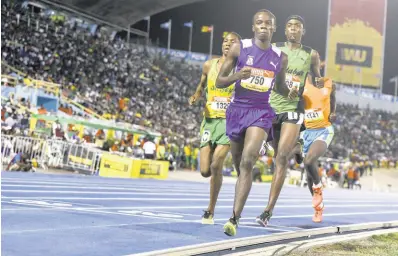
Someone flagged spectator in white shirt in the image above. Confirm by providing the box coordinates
[143,139,156,160]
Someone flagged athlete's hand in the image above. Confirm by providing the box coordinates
[329,112,336,123]
[288,86,299,100]
[315,77,325,87]
[237,67,252,80]
[188,93,201,105]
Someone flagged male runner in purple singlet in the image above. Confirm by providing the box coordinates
[216,9,298,236]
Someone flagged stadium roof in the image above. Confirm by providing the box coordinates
[40,0,206,27]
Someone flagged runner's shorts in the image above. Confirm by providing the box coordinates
[200,118,229,148]
[301,126,334,154]
[273,112,305,132]
[226,104,275,142]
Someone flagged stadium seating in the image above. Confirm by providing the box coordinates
[1,1,397,168]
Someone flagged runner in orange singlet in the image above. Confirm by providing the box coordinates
[300,73,336,222]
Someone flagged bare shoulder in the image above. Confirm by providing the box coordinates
[229,42,241,57]
[202,60,212,74]
[311,49,320,60]
[281,52,288,65]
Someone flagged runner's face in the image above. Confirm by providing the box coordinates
[285,19,304,43]
[252,12,275,41]
[222,34,239,56]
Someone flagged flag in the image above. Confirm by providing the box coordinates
[160,21,171,29]
[184,21,193,28]
[201,25,213,33]
[223,31,229,38]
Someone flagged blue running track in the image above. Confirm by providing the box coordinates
[2,172,398,256]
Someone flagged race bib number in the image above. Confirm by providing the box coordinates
[305,109,325,122]
[285,74,301,89]
[241,68,274,92]
[210,96,230,111]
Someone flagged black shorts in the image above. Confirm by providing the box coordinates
[273,112,306,132]
[144,154,155,159]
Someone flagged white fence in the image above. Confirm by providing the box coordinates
[1,135,102,174]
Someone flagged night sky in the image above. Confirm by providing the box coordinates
[133,0,398,96]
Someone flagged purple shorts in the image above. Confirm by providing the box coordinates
[226,104,275,142]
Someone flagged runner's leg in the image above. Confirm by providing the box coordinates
[230,140,244,176]
[305,140,328,222]
[264,123,300,213]
[304,141,327,186]
[304,140,327,205]
[207,144,230,214]
[200,145,214,178]
[232,127,267,218]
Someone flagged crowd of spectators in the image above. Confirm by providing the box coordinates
[1,1,397,168]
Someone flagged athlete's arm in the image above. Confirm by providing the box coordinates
[216,42,249,88]
[273,52,291,97]
[329,82,337,122]
[188,60,211,105]
[310,50,321,77]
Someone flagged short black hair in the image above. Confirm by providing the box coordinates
[286,15,305,28]
[224,31,242,40]
[253,9,276,25]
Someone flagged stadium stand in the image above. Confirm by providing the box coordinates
[1,0,397,173]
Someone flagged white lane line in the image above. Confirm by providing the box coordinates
[2,185,395,200]
[237,222,292,232]
[2,201,204,224]
[1,179,213,189]
[2,221,185,235]
[0,183,240,194]
[2,181,396,197]
[3,203,396,210]
[2,196,396,205]
[0,182,213,193]
[2,177,396,195]
[87,204,398,209]
[2,190,394,201]
[215,211,398,221]
[0,189,298,198]
[2,207,66,211]
[5,179,392,198]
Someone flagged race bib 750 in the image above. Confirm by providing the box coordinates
[241,68,274,92]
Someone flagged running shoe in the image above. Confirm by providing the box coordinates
[260,141,274,156]
[223,216,239,236]
[201,210,214,225]
[259,140,267,156]
[256,211,272,227]
[312,186,323,208]
[313,203,324,223]
[295,139,304,164]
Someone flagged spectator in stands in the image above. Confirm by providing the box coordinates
[143,137,156,159]
[346,164,355,189]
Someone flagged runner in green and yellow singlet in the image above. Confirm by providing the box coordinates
[256,15,322,227]
[188,32,241,225]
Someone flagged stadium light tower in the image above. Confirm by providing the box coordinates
[390,75,398,100]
